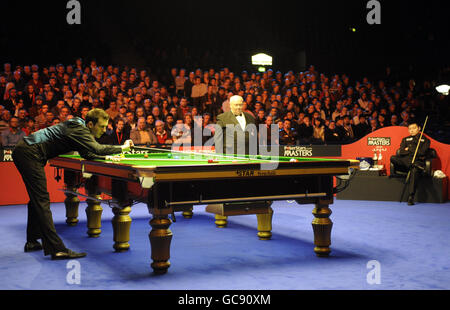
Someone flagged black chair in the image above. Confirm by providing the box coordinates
[390,148,437,177]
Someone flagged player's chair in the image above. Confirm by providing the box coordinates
[390,148,437,177]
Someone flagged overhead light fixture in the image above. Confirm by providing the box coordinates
[435,84,450,95]
[252,53,272,66]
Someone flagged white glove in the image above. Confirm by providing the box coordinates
[121,139,134,152]
[433,170,446,178]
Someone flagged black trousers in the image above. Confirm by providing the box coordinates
[390,155,423,197]
[12,139,67,256]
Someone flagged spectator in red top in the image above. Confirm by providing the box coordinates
[22,118,37,136]
[154,120,172,145]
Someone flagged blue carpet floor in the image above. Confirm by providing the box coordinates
[0,200,449,290]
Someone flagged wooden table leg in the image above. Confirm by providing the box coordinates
[182,205,194,219]
[64,193,80,226]
[112,206,132,252]
[256,206,273,240]
[149,216,173,274]
[214,214,228,228]
[311,202,333,257]
[85,195,103,237]
[63,171,80,226]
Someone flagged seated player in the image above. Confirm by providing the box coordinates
[390,122,430,205]
[12,109,133,260]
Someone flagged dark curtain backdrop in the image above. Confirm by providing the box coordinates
[1,0,448,81]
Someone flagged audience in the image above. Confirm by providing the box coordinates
[0,59,447,150]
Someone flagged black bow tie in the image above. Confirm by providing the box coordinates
[234,113,243,117]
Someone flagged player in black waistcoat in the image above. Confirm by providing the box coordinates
[12,109,133,260]
[390,122,430,205]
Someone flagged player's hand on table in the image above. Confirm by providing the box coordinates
[105,154,125,162]
[121,139,134,152]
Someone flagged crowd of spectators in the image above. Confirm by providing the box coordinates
[0,59,447,149]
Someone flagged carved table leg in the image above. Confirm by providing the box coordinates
[64,193,80,226]
[112,206,132,252]
[85,195,103,237]
[311,202,333,257]
[256,206,273,240]
[182,205,194,219]
[214,214,228,228]
[149,216,173,274]
[64,170,80,226]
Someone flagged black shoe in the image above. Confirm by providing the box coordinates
[24,241,43,252]
[51,249,87,260]
[407,195,415,206]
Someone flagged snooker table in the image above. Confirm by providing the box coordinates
[49,149,359,274]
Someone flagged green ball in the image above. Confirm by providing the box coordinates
[167,153,172,158]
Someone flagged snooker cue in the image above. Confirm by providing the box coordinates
[399,116,428,202]
[131,146,276,162]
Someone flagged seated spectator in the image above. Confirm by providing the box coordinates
[28,95,44,119]
[130,117,157,145]
[113,105,128,124]
[369,117,380,132]
[355,115,370,139]
[0,110,12,135]
[255,109,266,127]
[164,113,175,134]
[34,104,49,129]
[58,106,71,122]
[22,118,37,136]
[146,114,156,131]
[342,115,356,142]
[175,68,187,96]
[16,108,28,129]
[151,106,162,121]
[80,106,90,121]
[111,119,130,145]
[176,97,191,121]
[43,111,55,127]
[51,118,61,126]
[51,100,66,117]
[279,119,297,145]
[324,121,341,143]
[258,115,278,145]
[297,115,313,144]
[334,117,347,140]
[390,114,399,126]
[125,111,137,131]
[399,111,410,126]
[312,118,325,144]
[135,106,146,120]
[2,116,25,146]
[378,114,387,128]
[154,120,172,145]
[71,98,83,117]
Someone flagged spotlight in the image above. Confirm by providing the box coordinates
[435,84,450,95]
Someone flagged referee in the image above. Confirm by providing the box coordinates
[12,109,133,260]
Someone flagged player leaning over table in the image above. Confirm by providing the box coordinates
[12,108,133,260]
